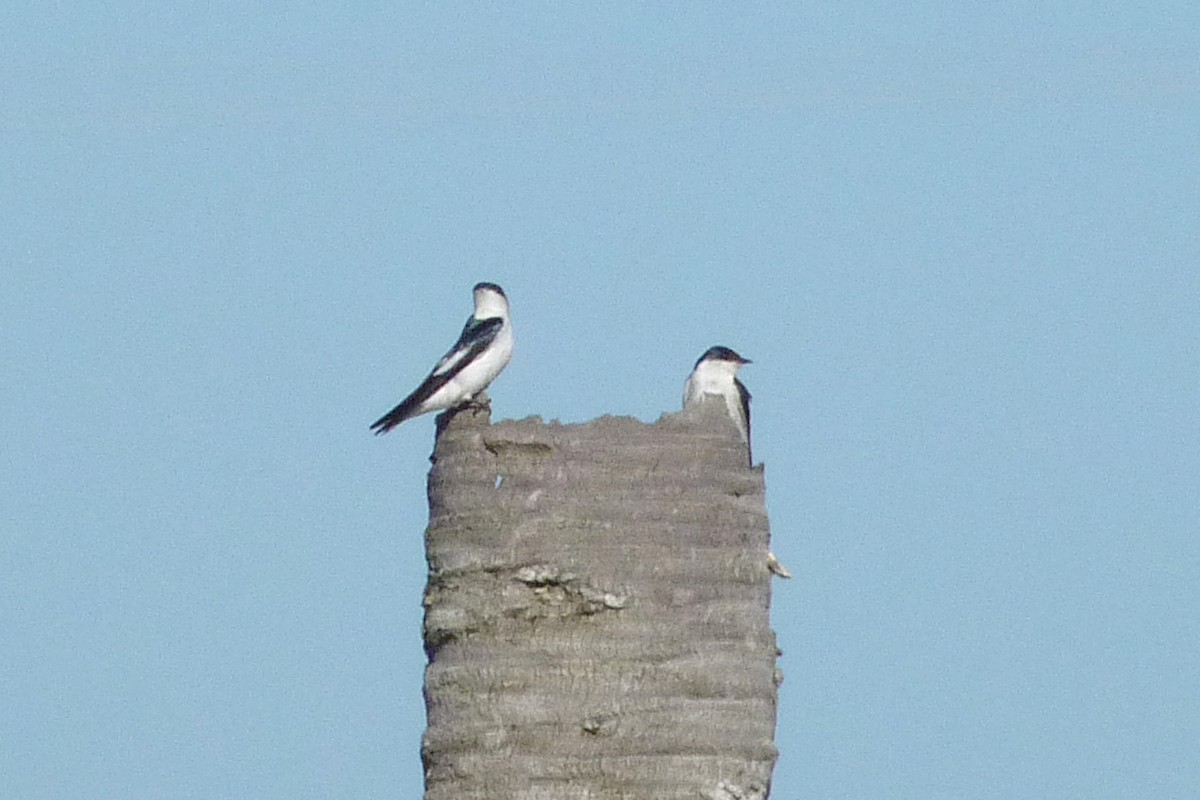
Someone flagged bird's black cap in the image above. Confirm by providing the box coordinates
[473,282,506,297]
[695,345,751,367]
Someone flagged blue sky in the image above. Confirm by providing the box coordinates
[3,4,1198,798]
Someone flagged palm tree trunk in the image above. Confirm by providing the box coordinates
[421,399,781,800]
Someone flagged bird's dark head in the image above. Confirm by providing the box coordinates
[696,345,751,368]
[473,282,506,298]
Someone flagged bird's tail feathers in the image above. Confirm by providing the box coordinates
[369,398,420,435]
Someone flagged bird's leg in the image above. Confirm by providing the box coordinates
[435,393,493,437]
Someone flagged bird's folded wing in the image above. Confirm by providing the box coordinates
[369,315,505,433]
[736,377,753,464]
[431,315,504,377]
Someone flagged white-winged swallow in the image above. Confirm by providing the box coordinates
[683,345,753,465]
[371,282,514,434]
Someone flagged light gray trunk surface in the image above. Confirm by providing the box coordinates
[421,398,781,800]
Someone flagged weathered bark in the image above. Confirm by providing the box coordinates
[421,397,781,800]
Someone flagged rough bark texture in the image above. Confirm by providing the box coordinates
[421,398,781,800]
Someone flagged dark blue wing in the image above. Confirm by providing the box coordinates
[431,315,504,378]
[370,316,504,434]
[736,377,752,466]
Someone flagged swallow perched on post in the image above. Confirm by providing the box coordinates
[683,345,753,464]
[371,282,513,434]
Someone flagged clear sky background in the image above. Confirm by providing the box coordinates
[3,4,1198,799]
